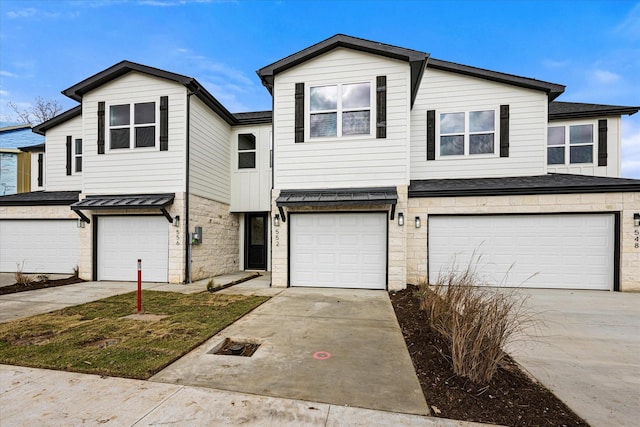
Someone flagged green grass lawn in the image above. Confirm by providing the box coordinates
[0,290,268,379]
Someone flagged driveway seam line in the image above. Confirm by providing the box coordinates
[130,385,185,426]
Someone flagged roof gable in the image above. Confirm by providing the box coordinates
[257,34,429,107]
[549,101,640,120]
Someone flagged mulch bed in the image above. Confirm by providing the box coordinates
[390,284,589,427]
[0,276,85,295]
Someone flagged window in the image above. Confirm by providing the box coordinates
[547,124,593,165]
[109,102,156,149]
[238,133,256,169]
[439,110,496,156]
[309,82,371,138]
[74,139,82,173]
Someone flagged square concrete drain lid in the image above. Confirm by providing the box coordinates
[208,338,260,357]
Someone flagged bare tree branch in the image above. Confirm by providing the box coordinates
[7,97,63,125]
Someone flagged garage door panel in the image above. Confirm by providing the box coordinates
[0,220,78,273]
[428,214,613,290]
[98,216,168,282]
[290,213,387,289]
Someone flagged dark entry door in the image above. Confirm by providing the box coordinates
[245,213,267,270]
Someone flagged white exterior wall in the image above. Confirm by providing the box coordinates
[189,97,232,204]
[273,48,411,189]
[44,115,83,191]
[230,124,272,212]
[546,116,621,177]
[81,72,187,194]
[410,68,548,179]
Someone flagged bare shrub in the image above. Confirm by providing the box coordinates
[417,257,536,384]
[14,262,32,286]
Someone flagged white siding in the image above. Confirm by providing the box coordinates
[410,68,548,179]
[44,115,83,191]
[81,72,187,194]
[189,96,232,203]
[230,124,272,212]
[273,48,410,189]
[546,117,621,177]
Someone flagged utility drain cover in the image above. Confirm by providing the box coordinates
[208,338,260,357]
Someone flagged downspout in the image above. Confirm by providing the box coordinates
[185,89,198,283]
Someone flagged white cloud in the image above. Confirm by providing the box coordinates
[591,69,621,84]
[0,90,9,96]
[5,6,77,19]
[138,0,226,6]
[6,7,38,18]
[542,59,570,69]
[0,70,18,78]
[621,118,640,179]
[614,3,640,39]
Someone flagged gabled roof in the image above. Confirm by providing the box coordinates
[409,174,640,198]
[549,101,640,120]
[60,60,237,125]
[427,58,565,101]
[257,34,429,107]
[32,105,82,135]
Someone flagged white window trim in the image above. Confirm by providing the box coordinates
[237,132,257,171]
[74,138,82,174]
[435,108,499,159]
[547,122,595,166]
[305,80,375,141]
[106,100,159,152]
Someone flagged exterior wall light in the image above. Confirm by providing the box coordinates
[415,216,421,228]
[173,215,180,227]
[77,219,85,228]
[274,214,280,227]
[634,213,640,227]
[398,212,404,226]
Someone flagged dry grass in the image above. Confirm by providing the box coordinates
[417,257,536,384]
[14,262,32,285]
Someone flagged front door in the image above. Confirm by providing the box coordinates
[245,213,267,270]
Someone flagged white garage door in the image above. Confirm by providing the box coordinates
[428,214,615,290]
[98,216,169,282]
[0,219,79,273]
[290,213,387,289]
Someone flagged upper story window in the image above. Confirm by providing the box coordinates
[238,133,256,169]
[74,139,82,173]
[109,102,156,150]
[547,124,593,165]
[309,82,371,138]
[439,110,496,156]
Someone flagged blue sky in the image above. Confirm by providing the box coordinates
[1,0,639,176]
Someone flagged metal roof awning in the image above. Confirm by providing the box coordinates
[275,187,398,222]
[70,193,175,224]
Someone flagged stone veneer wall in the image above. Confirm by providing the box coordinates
[407,192,640,291]
[188,193,239,281]
[270,185,408,290]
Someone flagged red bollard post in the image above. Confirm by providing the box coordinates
[137,259,142,313]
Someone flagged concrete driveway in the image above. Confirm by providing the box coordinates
[151,287,430,416]
[508,289,640,427]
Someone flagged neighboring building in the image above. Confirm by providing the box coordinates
[0,124,45,195]
[0,34,638,291]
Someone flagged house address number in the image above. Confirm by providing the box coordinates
[275,228,280,247]
[635,229,639,249]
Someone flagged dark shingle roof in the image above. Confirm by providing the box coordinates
[427,58,565,101]
[233,111,272,125]
[0,191,80,206]
[409,174,640,198]
[258,34,429,106]
[18,143,45,152]
[549,101,640,120]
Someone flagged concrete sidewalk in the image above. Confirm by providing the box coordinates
[0,365,487,427]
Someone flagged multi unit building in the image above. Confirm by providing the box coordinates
[1,35,638,291]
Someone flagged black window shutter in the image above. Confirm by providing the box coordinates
[66,136,72,176]
[37,153,43,187]
[376,76,387,139]
[97,101,105,154]
[499,104,510,157]
[598,119,608,166]
[294,83,304,143]
[426,110,435,160]
[160,96,169,151]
